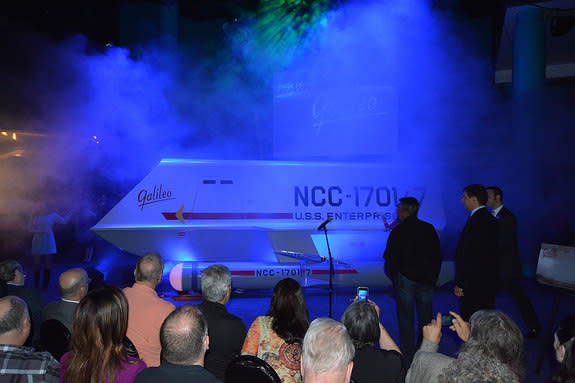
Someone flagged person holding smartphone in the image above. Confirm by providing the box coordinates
[341,299,404,383]
[406,310,524,383]
[383,197,441,364]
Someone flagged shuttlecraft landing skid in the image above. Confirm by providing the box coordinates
[92,159,451,290]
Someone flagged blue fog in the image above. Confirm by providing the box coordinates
[1,0,574,270]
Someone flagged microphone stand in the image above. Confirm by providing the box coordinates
[320,225,335,319]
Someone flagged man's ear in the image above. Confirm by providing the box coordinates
[300,355,305,377]
[345,361,354,383]
[225,286,231,302]
[21,315,31,339]
[23,316,30,330]
[558,344,566,363]
[204,335,210,351]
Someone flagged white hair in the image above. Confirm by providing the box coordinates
[302,318,355,377]
[201,265,231,302]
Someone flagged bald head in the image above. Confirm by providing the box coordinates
[58,268,89,301]
[135,253,164,287]
[160,305,208,366]
[0,296,30,345]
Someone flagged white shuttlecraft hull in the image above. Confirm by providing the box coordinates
[93,159,450,289]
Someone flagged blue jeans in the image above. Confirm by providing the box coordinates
[394,273,434,362]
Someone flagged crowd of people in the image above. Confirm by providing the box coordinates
[0,254,573,383]
[0,183,572,382]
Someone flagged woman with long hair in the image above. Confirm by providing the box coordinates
[60,286,146,383]
[553,316,575,383]
[242,278,309,382]
[341,300,405,383]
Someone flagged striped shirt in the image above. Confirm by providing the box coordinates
[0,344,59,382]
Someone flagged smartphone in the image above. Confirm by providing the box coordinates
[441,313,454,327]
[357,286,369,301]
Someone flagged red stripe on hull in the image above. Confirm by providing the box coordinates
[162,212,293,220]
[231,271,256,276]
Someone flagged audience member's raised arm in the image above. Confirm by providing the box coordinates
[379,322,401,354]
[422,313,442,345]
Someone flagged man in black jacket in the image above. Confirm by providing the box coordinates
[0,260,45,345]
[195,265,246,380]
[487,186,541,338]
[455,184,500,321]
[384,197,441,362]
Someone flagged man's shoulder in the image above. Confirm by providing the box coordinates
[472,207,497,223]
[136,364,221,383]
[395,217,437,235]
[416,219,438,232]
[124,285,175,310]
[43,300,60,311]
[44,300,75,310]
[0,345,59,369]
[198,302,245,328]
[498,206,516,219]
[7,285,45,306]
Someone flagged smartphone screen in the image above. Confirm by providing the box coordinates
[441,314,454,327]
[357,287,369,301]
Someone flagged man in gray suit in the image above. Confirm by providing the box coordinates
[42,268,89,331]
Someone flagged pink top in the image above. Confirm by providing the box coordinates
[123,283,175,367]
[60,352,146,383]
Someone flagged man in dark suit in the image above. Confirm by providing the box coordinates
[487,186,541,337]
[384,197,441,362]
[42,268,89,332]
[196,265,246,380]
[454,185,500,320]
[0,260,45,344]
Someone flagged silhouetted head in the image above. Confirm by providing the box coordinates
[160,305,209,366]
[267,278,309,343]
[462,184,487,211]
[201,264,231,303]
[135,252,164,286]
[341,300,380,350]
[397,196,420,220]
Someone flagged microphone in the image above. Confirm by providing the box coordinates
[317,217,333,231]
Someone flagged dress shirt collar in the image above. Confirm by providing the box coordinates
[470,205,485,216]
[61,298,80,304]
[492,204,504,217]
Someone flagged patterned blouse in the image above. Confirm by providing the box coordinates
[241,316,302,383]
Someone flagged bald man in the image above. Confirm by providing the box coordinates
[134,305,220,383]
[0,296,59,382]
[124,253,175,367]
[42,268,90,331]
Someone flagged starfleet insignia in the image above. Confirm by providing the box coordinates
[176,205,185,224]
